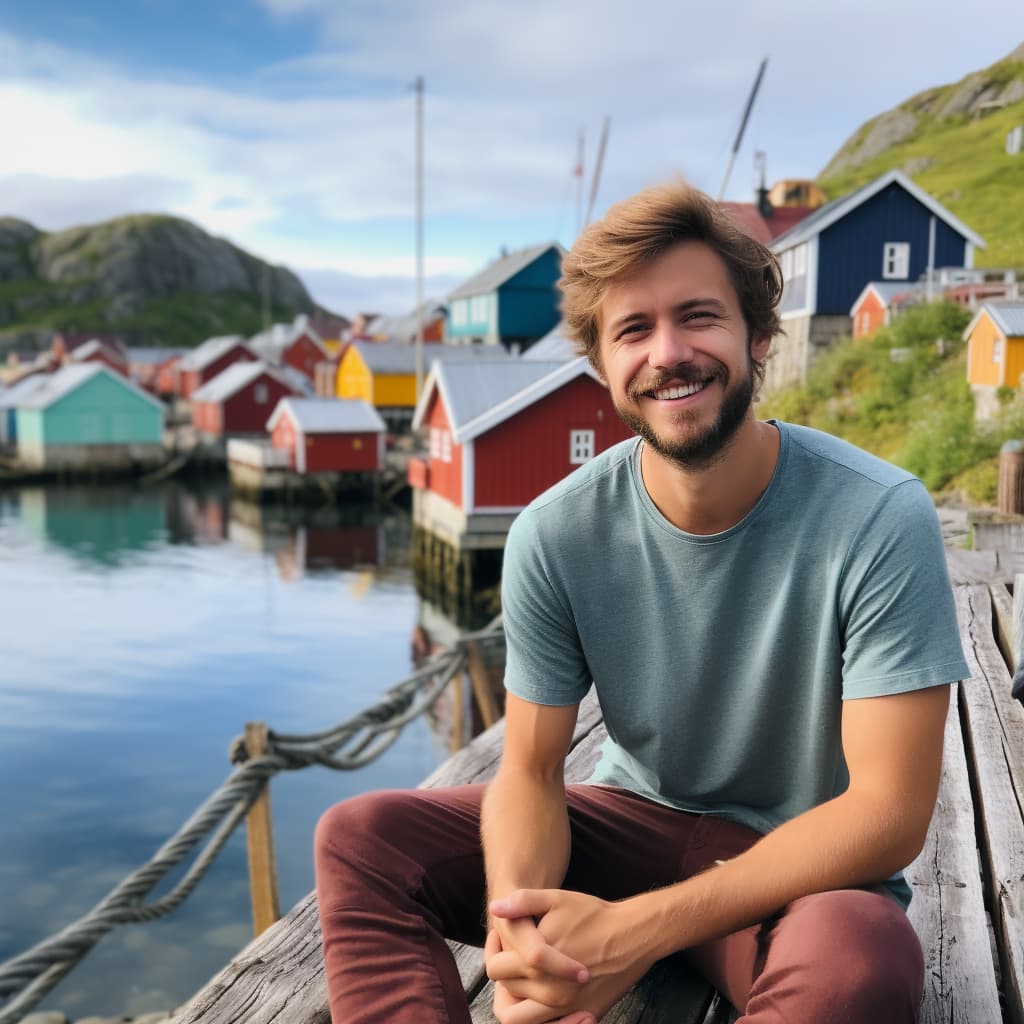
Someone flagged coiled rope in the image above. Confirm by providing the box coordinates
[0,617,504,1024]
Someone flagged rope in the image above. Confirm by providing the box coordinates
[0,618,503,1024]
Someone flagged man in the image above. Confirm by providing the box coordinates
[315,180,968,1023]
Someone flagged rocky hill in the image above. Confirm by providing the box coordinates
[0,213,320,355]
[817,43,1024,268]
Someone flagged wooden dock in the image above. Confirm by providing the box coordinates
[168,547,1024,1024]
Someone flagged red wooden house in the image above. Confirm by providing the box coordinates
[191,362,296,437]
[266,398,386,474]
[68,339,130,377]
[849,282,920,338]
[178,336,257,398]
[409,356,634,545]
[249,315,329,382]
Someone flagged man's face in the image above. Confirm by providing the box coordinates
[596,240,769,469]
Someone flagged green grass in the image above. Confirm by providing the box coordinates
[760,301,1024,505]
[818,57,1024,270]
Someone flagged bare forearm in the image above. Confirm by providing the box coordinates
[481,766,571,902]
[635,788,924,961]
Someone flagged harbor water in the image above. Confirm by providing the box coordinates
[0,479,451,1020]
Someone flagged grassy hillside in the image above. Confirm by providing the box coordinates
[818,51,1024,270]
[759,302,1024,505]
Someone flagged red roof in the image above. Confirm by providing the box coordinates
[719,203,816,244]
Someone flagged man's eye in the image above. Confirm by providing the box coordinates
[618,324,646,339]
[684,311,715,322]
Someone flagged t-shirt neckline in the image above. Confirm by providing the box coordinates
[629,419,789,544]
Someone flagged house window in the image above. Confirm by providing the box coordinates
[441,430,452,463]
[430,426,441,458]
[883,243,910,279]
[793,243,807,277]
[254,383,268,403]
[452,301,467,327]
[780,250,793,280]
[994,338,1004,365]
[569,429,595,464]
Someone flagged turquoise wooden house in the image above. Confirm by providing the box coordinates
[16,363,165,472]
[445,242,565,352]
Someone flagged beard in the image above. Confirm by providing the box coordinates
[613,359,755,470]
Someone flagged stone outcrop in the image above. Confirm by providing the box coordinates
[819,43,1024,180]
[0,214,319,351]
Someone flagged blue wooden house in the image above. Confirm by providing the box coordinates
[767,170,986,390]
[445,243,565,352]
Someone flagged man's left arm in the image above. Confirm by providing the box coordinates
[489,683,949,1017]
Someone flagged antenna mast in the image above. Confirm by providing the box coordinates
[413,75,425,401]
[584,116,611,228]
[717,58,768,201]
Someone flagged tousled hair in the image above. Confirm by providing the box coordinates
[559,179,784,388]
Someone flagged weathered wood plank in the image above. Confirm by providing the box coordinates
[957,585,1024,1024]
[905,670,1002,1023]
[168,691,609,1024]
[991,579,1017,675]
[946,547,1002,585]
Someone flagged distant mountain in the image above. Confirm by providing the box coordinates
[0,213,326,355]
[817,43,1024,269]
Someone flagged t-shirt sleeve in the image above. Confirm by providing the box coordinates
[839,478,969,699]
[501,510,592,706]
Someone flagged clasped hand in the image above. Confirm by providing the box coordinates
[484,889,653,1024]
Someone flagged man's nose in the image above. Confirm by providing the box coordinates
[648,322,695,369]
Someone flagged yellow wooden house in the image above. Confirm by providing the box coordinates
[335,341,436,431]
[965,302,1024,419]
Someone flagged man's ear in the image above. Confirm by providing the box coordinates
[750,331,771,362]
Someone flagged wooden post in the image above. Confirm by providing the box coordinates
[244,722,281,937]
[450,671,466,753]
[1014,573,1024,674]
[466,641,502,729]
[998,442,1024,515]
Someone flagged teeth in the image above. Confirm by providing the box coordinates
[653,380,708,400]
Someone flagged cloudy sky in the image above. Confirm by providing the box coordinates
[2,2,1020,314]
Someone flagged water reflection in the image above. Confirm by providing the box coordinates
[0,478,442,1020]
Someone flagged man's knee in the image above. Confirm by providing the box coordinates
[752,890,923,1020]
[315,789,416,870]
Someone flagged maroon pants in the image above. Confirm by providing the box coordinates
[314,784,923,1023]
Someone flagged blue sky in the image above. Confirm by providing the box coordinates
[1,1,1020,314]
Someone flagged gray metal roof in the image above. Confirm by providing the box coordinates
[448,243,564,300]
[522,322,578,362]
[0,372,49,409]
[353,340,511,375]
[192,361,286,404]
[772,169,986,252]
[369,302,446,343]
[433,359,569,432]
[269,398,386,434]
[18,363,163,412]
[179,335,249,372]
[126,347,188,365]
[987,302,1024,337]
[248,315,325,362]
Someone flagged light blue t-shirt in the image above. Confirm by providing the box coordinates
[501,421,969,905]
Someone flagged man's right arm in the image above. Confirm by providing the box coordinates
[481,694,590,1000]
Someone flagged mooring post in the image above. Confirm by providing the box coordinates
[466,641,502,729]
[243,721,281,936]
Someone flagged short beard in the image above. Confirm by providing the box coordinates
[614,363,755,470]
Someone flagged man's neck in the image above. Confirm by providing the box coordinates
[639,417,781,535]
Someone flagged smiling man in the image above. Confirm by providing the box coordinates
[314,180,968,1024]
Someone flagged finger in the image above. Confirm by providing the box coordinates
[492,918,591,983]
[500,996,568,1024]
[489,888,556,920]
[487,945,589,987]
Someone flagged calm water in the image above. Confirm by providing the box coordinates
[0,479,452,1019]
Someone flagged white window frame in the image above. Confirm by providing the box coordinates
[569,429,595,465]
[793,243,807,276]
[883,242,910,280]
[994,337,1004,365]
[254,383,268,404]
[441,429,452,463]
[429,426,441,459]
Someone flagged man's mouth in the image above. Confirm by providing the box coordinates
[650,379,711,400]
